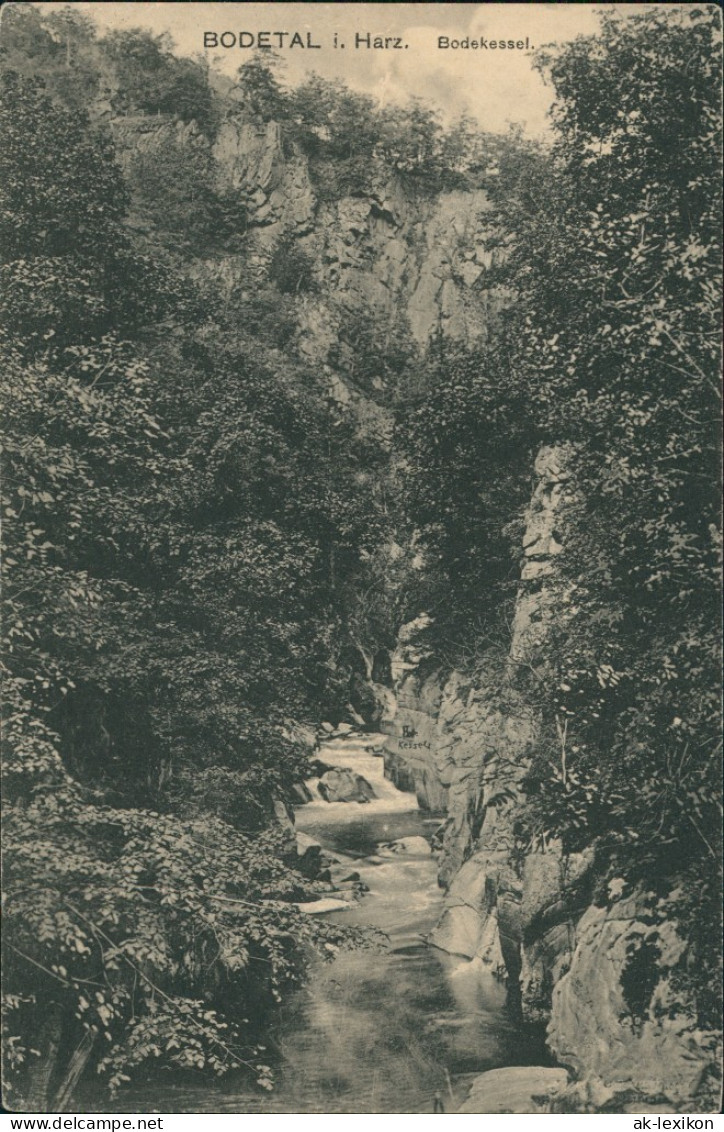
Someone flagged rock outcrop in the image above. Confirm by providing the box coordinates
[387,446,567,893]
[111,110,505,391]
[386,447,718,1111]
[317,767,376,804]
[547,888,716,1111]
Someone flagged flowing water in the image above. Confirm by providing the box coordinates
[112,732,545,1114]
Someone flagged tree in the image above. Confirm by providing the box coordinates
[235,53,287,121]
[126,134,247,254]
[268,232,318,294]
[399,337,536,647]
[0,71,166,349]
[103,28,217,135]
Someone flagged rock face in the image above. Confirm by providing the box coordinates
[429,852,506,964]
[299,184,502,352]
[111,110,506,387]
[317,767,376,804]
[547,889,715,1110]
[213,118,316,237]
[388,447,717,1111]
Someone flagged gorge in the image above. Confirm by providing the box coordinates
[2,4,721,1116]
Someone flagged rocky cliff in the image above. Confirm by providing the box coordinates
[111,110,504,385]
[385,448,719,1113]
[212,116,502,350]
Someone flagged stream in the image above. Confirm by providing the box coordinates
[113,732,546,1114]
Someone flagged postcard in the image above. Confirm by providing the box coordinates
[1,2,721,1119]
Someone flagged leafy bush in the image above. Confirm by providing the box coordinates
[2,692,372,1107]
[399,338,536,644]
[126,134,247,254]
[0,40,388,1110]
[102,29,218,136]
[328,306,419,403]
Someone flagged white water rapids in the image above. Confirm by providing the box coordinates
[108,731,545,1114]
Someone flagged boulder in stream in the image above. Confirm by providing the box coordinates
[291,781,313,804]
[317,767,376,803]
[309,758,335,777]
[329,865,361,884]
[379,836,432,857]
[429,853,490,959]
[457,1066,568,1113]
[345,704,368,729]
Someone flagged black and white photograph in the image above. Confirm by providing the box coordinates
[1,1,722,1118]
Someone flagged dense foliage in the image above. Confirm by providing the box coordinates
[0,22,385,1111]
[4,711,367,1105]
[400,336,536,642]
[404,7,721,1027]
